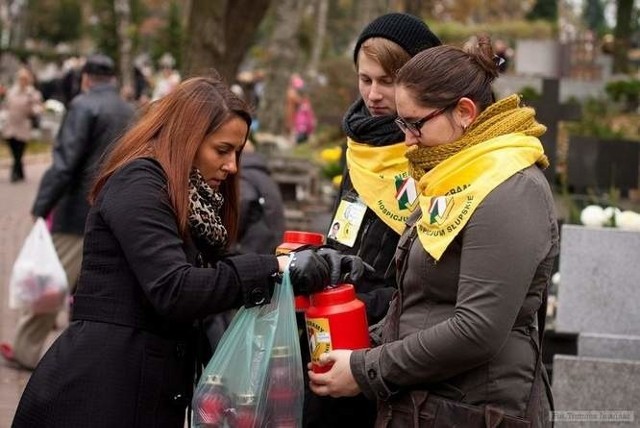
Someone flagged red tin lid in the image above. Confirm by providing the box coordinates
[310,284,355,307]
[283,230,325,246]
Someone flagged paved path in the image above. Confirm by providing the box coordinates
[0,155,68,426]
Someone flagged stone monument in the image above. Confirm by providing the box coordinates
[553,225,640,427]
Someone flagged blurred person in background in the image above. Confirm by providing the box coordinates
[1,66,43,183]
[152,53,181,101]
[235,138,285,255]
[285,73,304,144]
[59,56,84,107]
[294,86,317,144]
[0,54,135,370]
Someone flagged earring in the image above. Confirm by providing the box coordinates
[462,123,468,133]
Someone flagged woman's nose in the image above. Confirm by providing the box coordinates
[222,154,238,174]
[403,130,419,146]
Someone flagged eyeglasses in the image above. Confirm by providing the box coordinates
[395,103,455,138]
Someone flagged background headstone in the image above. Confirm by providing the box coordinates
[567,136,640,198]
[553,225,640,426]
[515,39,561,77]
[553,356,640,428]
[555,226,640,335]
[579,333,640,361]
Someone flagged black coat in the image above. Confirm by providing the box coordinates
[32,83,135,235]
[13,159,279,428]
[327,170,397,324]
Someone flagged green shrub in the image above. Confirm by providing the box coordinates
[605,79,640,112]
[566,97,625,139]
[518,86,541,102]
[431,20,555,44]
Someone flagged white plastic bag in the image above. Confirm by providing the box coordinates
[8,218,68,313]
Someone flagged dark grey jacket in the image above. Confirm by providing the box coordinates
[32,82,135,234]
[236,152,285,254]
[351,166,558,427]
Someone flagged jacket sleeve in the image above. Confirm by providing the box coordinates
[99,160,279,322]
[31,101,94,217]
[351,171,556,400]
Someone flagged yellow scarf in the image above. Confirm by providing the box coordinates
[410,95,549,261]
[346,138,418,234]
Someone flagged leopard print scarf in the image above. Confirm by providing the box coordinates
[188,168,228,253]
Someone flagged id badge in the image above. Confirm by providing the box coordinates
[327,198,367,248]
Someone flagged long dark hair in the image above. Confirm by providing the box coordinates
[90,76,252,243]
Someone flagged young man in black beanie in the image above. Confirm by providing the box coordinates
[305,13,441,428]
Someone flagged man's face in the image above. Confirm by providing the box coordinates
[357,50,396,116]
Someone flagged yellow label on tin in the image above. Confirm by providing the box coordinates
[306,317,332,362]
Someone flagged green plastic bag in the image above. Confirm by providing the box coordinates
[193,269,304,427]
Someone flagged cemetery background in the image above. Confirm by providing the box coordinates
[1,0,640,425]
[492,14,640,425]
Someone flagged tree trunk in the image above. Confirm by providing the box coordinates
[0,1,10,49]
[257,0,305,136]
[613,0,633,74]
[306,0,329,79]
[183,0,271,84]
[114,0,132,89]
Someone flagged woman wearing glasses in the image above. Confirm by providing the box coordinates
[308,36,557,427]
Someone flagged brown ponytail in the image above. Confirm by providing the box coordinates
[396,35,499,113]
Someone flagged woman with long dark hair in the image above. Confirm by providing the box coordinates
[13,76,367,428]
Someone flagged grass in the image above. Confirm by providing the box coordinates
[0,139,52,159]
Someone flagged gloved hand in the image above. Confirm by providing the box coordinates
[315,247,374,285]
[288,249,331,296]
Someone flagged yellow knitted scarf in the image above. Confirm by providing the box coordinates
[406,94,548,180]
[408,95,550,261]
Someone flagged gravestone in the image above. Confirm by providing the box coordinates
[566,136,640,198]
[515,39,561,77]
[553,225,640,426]
[555,226,640,335]
[268,155,322,231]
[553,356,639,427]
[530,79,582,185]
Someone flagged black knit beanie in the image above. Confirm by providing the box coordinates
[353,13,441,63]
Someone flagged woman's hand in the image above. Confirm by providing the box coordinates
[308,350,361,397]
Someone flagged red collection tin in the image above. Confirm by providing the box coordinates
[305,284,370,373]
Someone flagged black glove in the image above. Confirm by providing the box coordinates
[288,249,331,295]
[315,247,374,285]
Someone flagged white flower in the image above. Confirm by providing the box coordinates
[580,205,607,227]
[617,211,640,231]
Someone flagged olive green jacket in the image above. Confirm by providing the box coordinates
[351,165,558,427]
